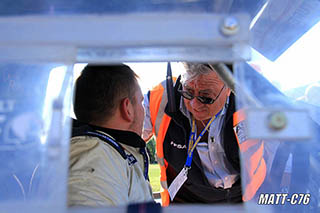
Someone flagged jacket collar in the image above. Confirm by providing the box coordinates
[93,125,146,148]
[72,119,146,148]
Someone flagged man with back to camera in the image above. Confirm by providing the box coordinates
[68,64,153,207]
[143,63,270,205]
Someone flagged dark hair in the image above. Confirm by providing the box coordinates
[74,64,138,124]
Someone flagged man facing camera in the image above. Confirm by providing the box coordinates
[68,64,153,207]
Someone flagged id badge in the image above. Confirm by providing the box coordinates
[168,167,189,201]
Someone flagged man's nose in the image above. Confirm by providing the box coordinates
[190,97,202,108]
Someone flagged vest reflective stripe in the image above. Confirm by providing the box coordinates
[157,152,170,206]
[160,180,169,205]
[233,109,267,202]
[149,79,176,207]
[155,114,171,206]
[150,81,167,136]
[247,141,264,177]
[156,114,171,159]
[238,139,259,153]
[160,190,170,206]
[244,158,266,201]
[155,92,168,137]
[157,156,165,166]
[160,180,168,189]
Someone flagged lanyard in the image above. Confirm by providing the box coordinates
[168,110,222,201]
[139,148,150,181]
[86,131,149,181]
[185,110,222,168]
[86,131,127,159]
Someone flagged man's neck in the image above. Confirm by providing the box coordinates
[194,118,208,128]
[91,118,130,133]
[195,120,209,142]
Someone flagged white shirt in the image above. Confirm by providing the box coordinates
[180,97,239,189]
[143,94,240,189]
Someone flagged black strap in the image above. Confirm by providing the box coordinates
[166,62,176,113]
[127,202,161,213]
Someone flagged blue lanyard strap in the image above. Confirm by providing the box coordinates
[139,148,150,181]
[86,131,127,159]
[86,131,149,181]
[185,110,222,168]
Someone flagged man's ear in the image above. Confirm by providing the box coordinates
[228,89,232,96]
[120,97,134,122]
[226,87,232,96]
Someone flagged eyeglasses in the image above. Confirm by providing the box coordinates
[178,85,225,104]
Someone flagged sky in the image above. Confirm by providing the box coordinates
[250,20,320,92]
[73,62,185,95]
[125,62,185,94]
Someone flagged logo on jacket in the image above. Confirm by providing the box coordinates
[170,141,186,149]
[126,154,137,166]
[234,121,248,144]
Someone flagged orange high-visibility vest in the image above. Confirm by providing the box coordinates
[233,109,267,201]
[149,79,175,206]
[149,81,266,205]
